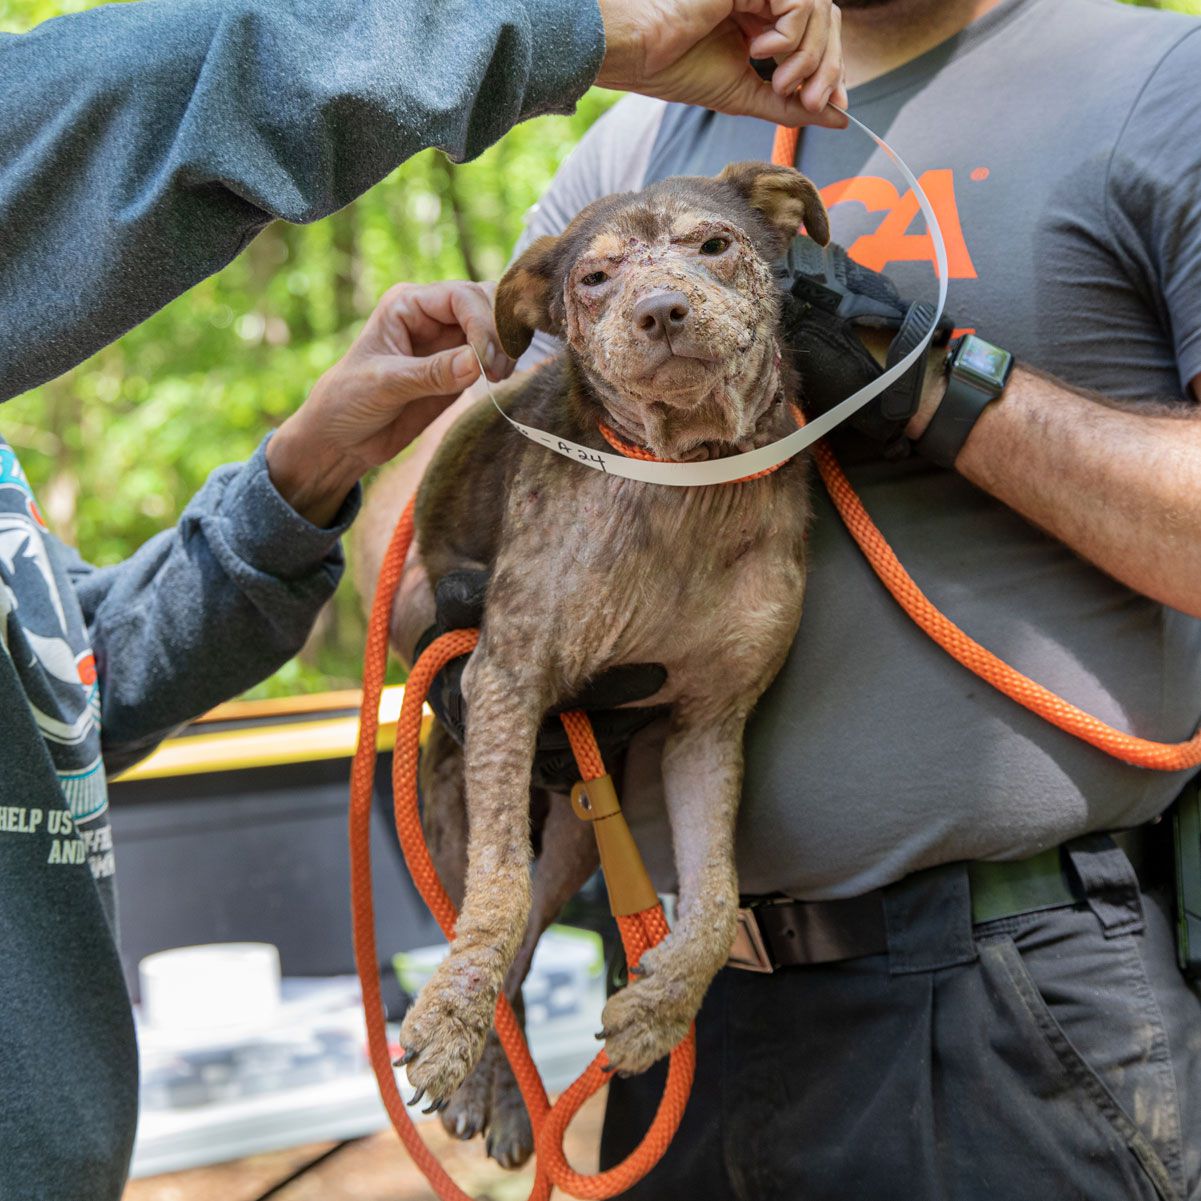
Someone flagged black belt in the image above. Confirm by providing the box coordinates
[727,846,1083,973]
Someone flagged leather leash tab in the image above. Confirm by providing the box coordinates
[571,775,660,917]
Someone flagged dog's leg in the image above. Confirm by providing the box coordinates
[418,726,498,1141]
[440,790,598,1165]
[398,648,546,1104]
[484,794,600,1168]
[423,728,599,1161]
[421,721,468,905]
[509,790,601,997]
[599,713,744,1076]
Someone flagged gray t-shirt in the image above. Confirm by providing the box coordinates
[515,0,1201,899]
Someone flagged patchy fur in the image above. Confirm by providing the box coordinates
[380,164,823,1126]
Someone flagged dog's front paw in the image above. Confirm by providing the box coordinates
[598,941,702,1076]
[398,947,502,1104]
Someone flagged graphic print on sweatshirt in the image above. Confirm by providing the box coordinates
[0,435,113,878]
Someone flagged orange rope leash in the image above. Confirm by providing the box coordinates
[350,498,694,1201]
[771,124,1201,771]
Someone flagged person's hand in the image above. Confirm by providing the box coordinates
[777,237,953,458]
[418,570,669,793]
[267,281,515,526]
[597,0,848,127]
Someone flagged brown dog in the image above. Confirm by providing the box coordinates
[359,162,828,1159]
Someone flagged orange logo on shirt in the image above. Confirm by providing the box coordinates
[820,169,978,280]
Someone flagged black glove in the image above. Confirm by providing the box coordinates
[415,570,669,793]
[776,236,954,459]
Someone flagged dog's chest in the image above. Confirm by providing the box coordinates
[498,462,810,701]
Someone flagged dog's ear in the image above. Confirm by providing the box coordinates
[718,162,830,252]
[494,235,563,360]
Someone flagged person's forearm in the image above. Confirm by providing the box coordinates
[910,367,1201,617]
[68,440,356,775]
[0,0,603,401]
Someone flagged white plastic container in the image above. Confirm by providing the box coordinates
[132,976,373,1176]
[140,942,281,1033]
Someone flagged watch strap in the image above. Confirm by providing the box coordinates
[914,369,998,469]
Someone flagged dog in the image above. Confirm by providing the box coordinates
[357,162,829,1165]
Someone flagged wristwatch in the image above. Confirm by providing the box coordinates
[914,334,1014,468]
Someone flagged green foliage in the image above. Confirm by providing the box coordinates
[2,0,1197,699]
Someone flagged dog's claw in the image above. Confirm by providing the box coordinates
[486,1128,530,1170]
[408,1088,426,1108]
[395,1048,418,1067]
[594,1029,609,1042]
[423,1098,449,1114]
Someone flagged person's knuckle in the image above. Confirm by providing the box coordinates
[362,360,389,388]
[390,291,417,322]
[793,48,820,75]
[446,280,478,313]
[382,281,412,307]
[819,58,841,83]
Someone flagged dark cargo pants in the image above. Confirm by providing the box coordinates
[601,839,1201,1200]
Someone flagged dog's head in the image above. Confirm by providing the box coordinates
[495,163,828,460]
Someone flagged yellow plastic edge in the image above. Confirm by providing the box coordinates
[113,685,424,782]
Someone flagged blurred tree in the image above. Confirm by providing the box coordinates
[1,0,1197,698]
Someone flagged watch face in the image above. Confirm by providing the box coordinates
[956,334,1012,388]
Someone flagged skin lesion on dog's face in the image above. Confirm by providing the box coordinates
[563,206,781,460]
[494,163,830,463]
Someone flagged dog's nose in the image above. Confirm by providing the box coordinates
[633,291,691,341]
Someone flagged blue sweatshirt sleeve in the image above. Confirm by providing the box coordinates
[60,436,359,775]
[0,0,605,400]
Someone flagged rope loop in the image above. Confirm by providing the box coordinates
[350,498,694,1200]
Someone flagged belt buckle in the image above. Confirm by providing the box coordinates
[727,906,775,973]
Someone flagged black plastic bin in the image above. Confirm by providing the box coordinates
[108,691,440,1001]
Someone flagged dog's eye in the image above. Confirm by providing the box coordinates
[581,271,609,287]
[699,237,729,256]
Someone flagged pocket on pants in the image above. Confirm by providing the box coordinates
[981,931,1184,1201]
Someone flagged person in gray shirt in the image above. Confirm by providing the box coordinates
[0,1,848,1198]
[393,0,1201,1196]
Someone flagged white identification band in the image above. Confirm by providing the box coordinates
[477,107,949,487]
